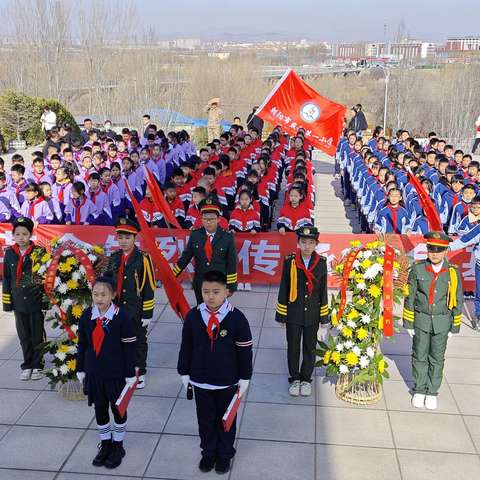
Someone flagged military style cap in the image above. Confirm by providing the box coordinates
[296,225,319,240]
[200,198,221,216]
[12,217,34,233]
[424,231,451,250]
[115,217,140,235]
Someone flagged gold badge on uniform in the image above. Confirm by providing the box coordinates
[304,228,310,235]
[219,329,228,337]
[120,218,127,224]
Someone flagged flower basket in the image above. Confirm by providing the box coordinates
[335,373,382,405]
[56,379,86,401]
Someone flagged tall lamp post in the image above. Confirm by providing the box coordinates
[382,67,390,132]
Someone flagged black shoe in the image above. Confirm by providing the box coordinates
[199,456,216,473]
[92,439,111,467]
[215,458,231,474]
[104,441,125,469]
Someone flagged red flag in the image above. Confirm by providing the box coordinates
[407,171,443,231]
[144,168,182,229]
[124,179,190,321]
[256,69,346,155]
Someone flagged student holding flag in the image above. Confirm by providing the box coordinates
[173,199,237,304]
[76,276,137,469]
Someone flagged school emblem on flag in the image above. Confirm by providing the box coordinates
[300,102,321,123]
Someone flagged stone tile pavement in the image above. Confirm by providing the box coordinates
[0,286,479,480]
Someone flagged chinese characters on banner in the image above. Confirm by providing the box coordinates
[255,69,346,156]
[0,224,475,289]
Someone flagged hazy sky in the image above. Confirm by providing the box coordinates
[0,0,477,42]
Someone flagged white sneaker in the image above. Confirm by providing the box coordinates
[300,381,312,396]
[30,369,44,381]
[136,375,145,389]
[20,369,32,381]
[244,283,252,291]
[237,283,245,291]
[425,395,438,410]
[289,380,301,396]
[411,393,425,409]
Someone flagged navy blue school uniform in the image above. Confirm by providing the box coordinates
[374,204,409,234]
[177,300,253,462]
[76,304,136,407]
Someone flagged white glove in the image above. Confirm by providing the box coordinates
[181,375,190,390]
[125,377,137,388]
[238,379,250,398]
[448,332,452,338]
[76,371,85,383]
[318,324,330,342]
[141,318,151,328]
[406,329,415,338]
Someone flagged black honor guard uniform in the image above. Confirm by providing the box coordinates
[2,217,46,376]
[107,218,155,381]
[275,226,330,393]
[173,200,237,303]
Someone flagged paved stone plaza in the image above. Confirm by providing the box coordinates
[0,285,479,480]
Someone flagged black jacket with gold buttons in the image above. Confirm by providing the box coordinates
[275,252,330,326]
[173,227,237,292]
[107,247,156,321]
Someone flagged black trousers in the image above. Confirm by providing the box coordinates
[95,402,127,425]
[135,320,148,376]
[286,323,318,383]
[14,311,45,370]
[194,385,237,460]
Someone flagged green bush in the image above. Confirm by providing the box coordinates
[0,90,79,146]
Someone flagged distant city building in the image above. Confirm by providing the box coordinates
[446,36,480,51]
[390,41,422,60]
[333,43,366,59]
[366,42,387,57]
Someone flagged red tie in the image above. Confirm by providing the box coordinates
[425,265,447,305]
[58,185,65,204]
[116,251,133,298]
[204,235,213,262]
[12,243,35,287]
[74,197,86,225]
[207,310,220,348]
[388,205,398,233]
[92,317,105,356]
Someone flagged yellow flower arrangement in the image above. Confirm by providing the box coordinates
[342,327,353,338]
[346,309,359,320]
[66,359,76,371]
[66,279,79,290]
[357,328,368,340]
[71,305,83,319]
[58,262,73,274]
[331,311,338,326]
[93,245,104,254]
[378,359,386,373]
[58,344,69,353]
[356,298,367,306]
[331,351,341,365]
[368,284,381,298]
[346,352,359,366]
[32,263,40,273]
[361,258,372,269]
[350,240,361,247]
[41,253,51,263]
[66,257,77,266]
[377,257,384,265]
[323,351,331,364]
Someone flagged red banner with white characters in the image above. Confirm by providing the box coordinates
[255,69,346,155]
[0,225,475,289]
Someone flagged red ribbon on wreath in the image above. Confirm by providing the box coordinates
[337,248,364,323]
[382,245,395,337]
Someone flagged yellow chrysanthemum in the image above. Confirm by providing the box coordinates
[66,257,77,266]
[345,351,359,366]
[50,236,60,246]
[93,245,104,254]
[366,241,381,249]
[71,305,83,319]
[355,273,364,282]
[402,285,409,296]
[350,240,361,248]
[393,261,400,269]
[378,359,386,373]
[368,284,381,298]
[331,311,338,326]
[377,257,385,265]
[361,258,372,269]
[58,344,69,353]
[357,298,367,306]
[357,328,369,341]
[41,253,51,263]
[31,251,38,262]
[349,270,355,278]
[331,351,341,365]
[66,359,76,371]
[335,264,344,273]
[341,327,353,339]
[323,351,331,365]
[346,309,359,320]
[58,262,73,273]
[32,263,40,273]
[66,279,79,290]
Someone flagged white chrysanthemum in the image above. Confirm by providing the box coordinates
[52,368,58,377]
[61,249,72,256]
[357,251,364,259]
[393,270,399,279]
[347,320,357,329]
[357,282,366,290]
[360,355,370,369]
[336,343,344,352]
[63,299,73,307]
[339,364,349,374]
[344,340,353,349]
[79,265,86,274]
[70,324,78,333]
[55,352,66,361]
[363,250,372,259]
[88,254,96,262]
[352,346,361,356]
[57,283,68,294]
[366,347,375,358]
[59,364,69,375]
[38,265,47,275]
[72,271,82,281]
[68,345,77,354]
[360,314,371,325]
[364,264,382,280]
[352,260,360,269]
[54,276,61,287]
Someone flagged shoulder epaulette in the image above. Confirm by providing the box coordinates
[285,253,295,259]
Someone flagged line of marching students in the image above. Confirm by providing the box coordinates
[337,127,480,238]
[0,121,315,239]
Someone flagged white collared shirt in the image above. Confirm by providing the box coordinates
[431,260,444,274]
[91,303,118,326]
[302,255,312,267]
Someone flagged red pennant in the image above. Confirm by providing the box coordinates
[382,245,395,337]
[337,248,363,323]
[407,171,442,231]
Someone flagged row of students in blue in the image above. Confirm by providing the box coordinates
[336,126,480,235]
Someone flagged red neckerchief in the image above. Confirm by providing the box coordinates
[116,249,135,298]
[294,250,321,296]
[92,317,106,356]
[90,188,101,205]
[14,181,26,200]
[74,196,87,224]
[33,171,45,183]
[206,307,221,349]
[57,181,70,204]
[12,242,35,287]
[425,263,447,305]
[388,205,398,233]
[101,181,112,194]
[28,197,44,218]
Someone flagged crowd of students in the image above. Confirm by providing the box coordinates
[337,127,480,237]
[0,118,316,235]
